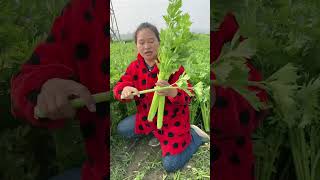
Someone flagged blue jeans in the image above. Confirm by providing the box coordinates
[48,168,81,180]
[117,114,204,173]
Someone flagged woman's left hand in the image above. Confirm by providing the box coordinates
[155,80,178,97]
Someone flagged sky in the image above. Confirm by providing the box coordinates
[111,0,210,36]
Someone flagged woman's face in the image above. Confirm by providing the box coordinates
[136,28,159,62]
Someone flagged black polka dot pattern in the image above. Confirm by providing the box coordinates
[164,110,168,116]
[142,68,147,73]
[143,104,147,109]
[75,43,90,60]
[101,58,109,75]
[139,125,143,130]
[151,73,157,78]
[26,89,40,104]
[142,79,146,85]
[104,24,110,37]
[229,153,241,165]
[212,128,222,136]
[164,140,168,145]
[239,110,250,125]
[142,116,147,121]
[215,96,228,108]
[133,75,138,80]
[168,132,174,137]
[174,122,180,127]
[27,52,40,65]
[171,113,177,118]
[96,102,109,118]
[91,0,96,8]
[235,136,246,147]
[140,94,145,99]
[46,34,55,43]
[158,129,163,135]
[84,11,93,22]
[212,144,221,162]
[182,141,186,147]
[80,122,96,139]
[173,143,178,148]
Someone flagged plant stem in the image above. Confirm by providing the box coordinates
[137,86,179,95]
[212,80,266,89]
[35,91,111,118]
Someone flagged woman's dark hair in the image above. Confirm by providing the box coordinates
[134,22,160,44]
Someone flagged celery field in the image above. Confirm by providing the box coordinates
[110,34,210,179]
[212,1,320,180]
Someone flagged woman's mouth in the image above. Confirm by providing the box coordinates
[145,51,153,56]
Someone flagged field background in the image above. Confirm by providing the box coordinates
[212,1,320,180]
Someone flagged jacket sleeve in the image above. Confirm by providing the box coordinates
[113,62,136,103]
[167,66,193,105]
[10,1,81,129]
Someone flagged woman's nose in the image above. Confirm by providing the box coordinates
[144,43,151,49]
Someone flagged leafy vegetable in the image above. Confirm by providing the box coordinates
[147,0,193,129]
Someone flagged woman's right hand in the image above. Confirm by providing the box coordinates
[34,78,96,120]
[121,86,140,99]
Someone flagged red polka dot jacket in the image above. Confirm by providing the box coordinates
[211,13,268,180]
[113,53,193,157]
[10,0,108,179]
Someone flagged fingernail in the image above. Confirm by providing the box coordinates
[89,104,96,112]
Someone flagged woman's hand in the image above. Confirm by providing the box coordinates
[35,78,96,120]
[155,80,177,97]
[121,86,140,99]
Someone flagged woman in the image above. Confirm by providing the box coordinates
[113,22,210,172]
[211,13,268,180]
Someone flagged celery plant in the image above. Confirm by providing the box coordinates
[147,0,192,129]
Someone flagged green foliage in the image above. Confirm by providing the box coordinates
[212,0,320,180]
[158,0,192,80]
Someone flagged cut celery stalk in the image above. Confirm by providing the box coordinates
[148,93,159,122]
[34,91,110,118]
[157,96,165,129]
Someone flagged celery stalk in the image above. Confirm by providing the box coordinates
[148,93,159,122]
[157,96,165,129]
[35,91,110,118]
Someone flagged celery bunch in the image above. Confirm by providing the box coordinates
[147,0,192,129]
